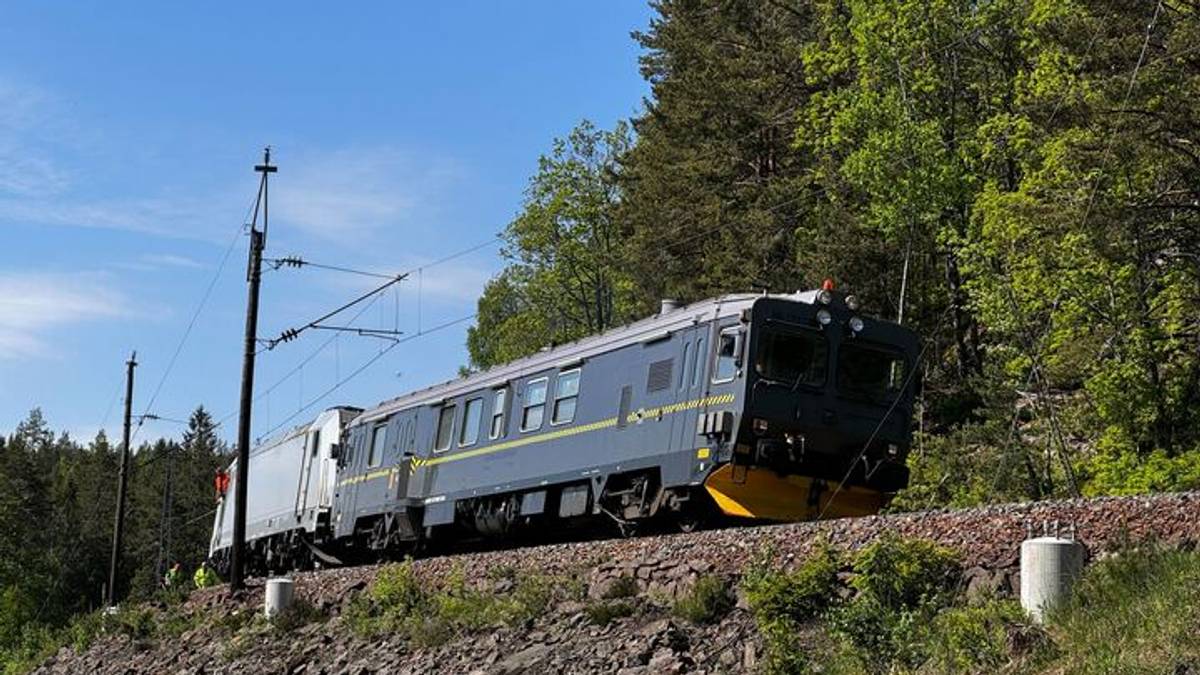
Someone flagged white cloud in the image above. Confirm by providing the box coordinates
[0,78,72,198]
[274,147,461,243]
[0,194,241,241]
[142,253,205,269]
[0,273,130,359]
[408,262,493,304]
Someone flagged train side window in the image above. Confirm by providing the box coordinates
[459,398,483,446]
[679,342,692,391]
[712,327,742,383]
[309,429,321,457]
[551,369,580,425]
[521,378,548,432]
[692,337,705,388]
[434,405,455,452]
[490,388,508,439]
[367,424,387,468]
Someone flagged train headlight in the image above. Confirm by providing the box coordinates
[817,289,833,305]
[816,309,832,326]
[849,316,864,333]
[845,295,859,311]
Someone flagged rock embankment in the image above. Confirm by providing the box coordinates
[35,492,1200,674]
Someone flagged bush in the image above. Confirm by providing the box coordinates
[269,599,326,634]
[584,600,635,625]
[672,575,733,624]
[828,535,961,672]
[849,534,960,612]
[741,543,842,675]
[924,599,1030,673]
[742,543,840,625]
[347,561,560,645]
[601,575,638,600]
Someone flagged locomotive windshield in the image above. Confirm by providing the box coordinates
[754,328,828,387]
[837,342,908,403]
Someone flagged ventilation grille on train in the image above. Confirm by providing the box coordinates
[647,358,674,393]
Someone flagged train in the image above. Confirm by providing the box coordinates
[210,288,920,576]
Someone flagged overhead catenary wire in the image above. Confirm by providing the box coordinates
[226,234,503,421]
[216,293,386,429]
[256,313,476,440]
[263,274,409,350]
[264,257,402,280]
[131,190,262,445]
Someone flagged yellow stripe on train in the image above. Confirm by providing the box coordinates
[339,391,736,485]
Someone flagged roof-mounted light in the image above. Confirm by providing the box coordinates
[845,295,859,311]
[816,289,833,305]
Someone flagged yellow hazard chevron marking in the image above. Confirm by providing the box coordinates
[338,392,736,485]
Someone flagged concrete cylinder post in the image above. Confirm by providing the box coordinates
[264,578,295,619]
[1020,536,1084,623]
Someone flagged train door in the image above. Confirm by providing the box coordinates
[673,325,706,453]
[294,426,320,520]
[701,317,746,468]
[388,415,415,505]
[357,419,392,520]
[333,427,367,538]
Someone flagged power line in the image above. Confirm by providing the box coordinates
[256,313,476,440]
[99,370,124,432]
[216,293,385,428]
[264,256,400,280]
[131,191,261,444]
[263,273,408,350]
[229,235,502,418]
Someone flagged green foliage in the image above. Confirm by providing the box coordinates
[924,600,1031,674]
[742,543,841,626]
[671,575,733,624]
[268,599,326,634]
[0,407,228,674]
[469,0,1200,504]
[741,543,842,675]
[467,120,638,369]
[1046,545,1200,674]
[600,574,638,600]
[828,535,961,672]
[847,535,960,612]
[348,562,559,646]
[583,600,635,626]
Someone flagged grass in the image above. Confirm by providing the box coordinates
[1045,544,1200,674]
[737,537,1200,675]
[671,575,733,624]
[346,560,561,646]
[584,600,636,625]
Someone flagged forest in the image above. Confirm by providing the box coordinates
[469,0,1200,505]
[4,0,1200,668]
[0,408,225,666]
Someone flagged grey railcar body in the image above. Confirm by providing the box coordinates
[209,406,361,571]
[330,291,918,553]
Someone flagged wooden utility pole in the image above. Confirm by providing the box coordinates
[106,351,137,606]
[230,147,276,591]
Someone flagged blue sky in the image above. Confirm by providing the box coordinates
[0,3,654,445]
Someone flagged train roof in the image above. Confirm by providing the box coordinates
[353,292,792,425]
[249,405,363,457]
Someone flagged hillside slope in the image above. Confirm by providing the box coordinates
[34,492,1200,674]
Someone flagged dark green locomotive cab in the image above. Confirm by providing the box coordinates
[701,290,919,521]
